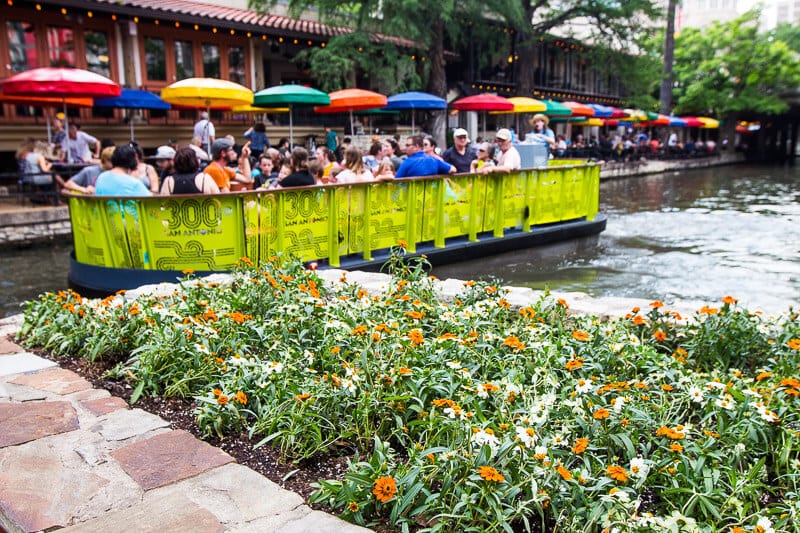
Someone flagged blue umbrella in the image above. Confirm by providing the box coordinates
[587,104,614,118]
[94,88,171,140]
[385,91,446,133]
[668,116,687,127]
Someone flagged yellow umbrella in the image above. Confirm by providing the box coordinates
[490,97,547,115]
[696,117,720,129]
[161,77,253,109]
[623,108,648,122]
[230,104,289,114]
[573,117,605,127]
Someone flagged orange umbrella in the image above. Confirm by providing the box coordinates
[562,101,594,117]
[0,90,94,143]
[315,88,387,135]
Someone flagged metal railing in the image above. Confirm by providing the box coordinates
[66,162,600,271]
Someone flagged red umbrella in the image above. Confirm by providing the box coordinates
[562,101,594,117]
[452,94,513,138]
[315,88,387,135]
[681,116,705,128]
[0,90,94,142]
[2,67,120,160]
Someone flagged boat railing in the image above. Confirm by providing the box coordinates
[65,161,600,272]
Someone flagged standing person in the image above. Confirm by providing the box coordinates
[525,114,556,155]
[395,135,456,178]
[443,128,476,173]
[482,129,520,174]
[336,136,351,163]
[94,145,151,196]
[276,137,291,157]
[277,147,315,188]
[159,147,220,195]
[325,126,338,152]
[193,111,215,154]
[244,122,270,160]
[64,123,100,163]
[204,138,252,193]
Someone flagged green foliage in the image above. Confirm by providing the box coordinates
[17,254,800,532]
[673,9,800,117]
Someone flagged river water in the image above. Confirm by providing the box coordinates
[1,164,798,318]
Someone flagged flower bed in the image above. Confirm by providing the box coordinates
[18,250,800,532]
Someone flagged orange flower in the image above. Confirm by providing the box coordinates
[572,437,589,454]
[348,502,359,512]
[372,476,398,502]
[212,388,223,396]
[477,466,505,482]
[397,239,408,249]
[780,377,800,389]
[756,371,773,381]
[632,315,645,326]
[224,311,252,323]
[699,306,719,315]
[593,408,610,420]
[504,336,525,350]
[670,443,683,453]
[404,310,424,320]
[398,367,413,376]
[217,394,229,405]
[722,295,738,305]
[649,301,664,308]
[732,527,746,533]
[565,359,583,371]
[408,329,424,345]
[352,325,368,336]
[572,330,590,341]
[653,329,667,342]
[235,391,247,405]
[607,465,628,483]
[557,298,569,309]
[661,384,673,391]
[787,339,800,351]
[556,465,572,481]
[294,393,311,402]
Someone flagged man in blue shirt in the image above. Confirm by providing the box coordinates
[395,135,456,178]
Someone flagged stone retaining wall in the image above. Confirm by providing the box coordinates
[0,206,71,247]
[599,152,745,179]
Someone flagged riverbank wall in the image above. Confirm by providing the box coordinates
[0,153,747,248]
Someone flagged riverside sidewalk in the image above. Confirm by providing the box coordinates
[0,314,370,533]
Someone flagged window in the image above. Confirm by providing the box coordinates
[202,44,220,78]
[47,26,76,67]
[6,21,36,72]
[175,40,194,79]
[228,46,245,85]
[145,37,166,81]
[85,30,110,78]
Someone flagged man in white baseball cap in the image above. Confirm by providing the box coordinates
[153,145,176,181]
[443,128,476,173]
[481,128,520,174]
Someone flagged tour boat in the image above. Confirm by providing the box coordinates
[66,161,606,294]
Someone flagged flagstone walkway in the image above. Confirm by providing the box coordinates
[0,314,370,533]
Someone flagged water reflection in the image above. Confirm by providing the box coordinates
[433,165,800,313]
[1,243,71,318]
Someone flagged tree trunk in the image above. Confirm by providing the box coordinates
[659,0,677,114]
[428,19,447,147]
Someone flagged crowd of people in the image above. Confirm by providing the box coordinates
[16,110,724,199]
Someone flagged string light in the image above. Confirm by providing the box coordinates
[212,27,217,33]
[230,29,235,35]
[111,14,116,20]
[262,35,267,40]
[133,16,139,23]
[247,32,251,37]
[154,19,159,25]
[7,1,12,6]
[175,21,180,27]
[87,11,92,17]
[320,42,325,47]
[35,3,41,10]
[194,24,199,30]
[61,7,67,14]
[293,38,298,44]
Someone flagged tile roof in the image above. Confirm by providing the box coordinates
[47,0,415,46]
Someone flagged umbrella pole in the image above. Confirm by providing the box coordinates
[349,110,354,139]
[289,105,294,149]
[63,98,71,163]
[130,112,135,142]
[411,108,415,135]
[46,113,52,144]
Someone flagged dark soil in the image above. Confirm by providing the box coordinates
[36,348,351,504]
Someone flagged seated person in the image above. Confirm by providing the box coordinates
[94,145,151,196]
[470,142,496,173]
[395,135,456,178]
[374,160,395,181]
[204,138,252,193]
[159,147,220,195]
[63,146,115,194]
[276,147,315,188]
[252,154,278,189]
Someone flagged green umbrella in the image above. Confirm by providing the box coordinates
[253,84,330,147]
[541,100,573,117]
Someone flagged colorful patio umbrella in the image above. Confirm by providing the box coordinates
[231,104,289,114]
[1,67,120,160]
[571,117,605,127]
[94,88,170,141]
[452,93,514,138]
[385,91,446,133]
[609,107,628,118]
[696,117,720,129]
[161,78,253,111]
[562,101,594,117]
[681,116,705,128]
[647,114,671,126]
[587,104,614,118]
[540,100,573,117]
[253,84,330,147]
[488,97,547,135]
[668,116,687,127]
[315,88,388,137]
[0,90,93,142]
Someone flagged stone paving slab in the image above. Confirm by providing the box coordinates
[0,335,23,354]
[80,396,128,417]
[0,352,56,377]
[111,430,234,490]
[8,367,92,395]
[0,401,78,447]
[60,490,224,533]
[88,407,169,442]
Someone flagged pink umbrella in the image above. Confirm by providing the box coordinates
[452,93,513,138]
[681,116,705,128]
[2,67,120,161]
